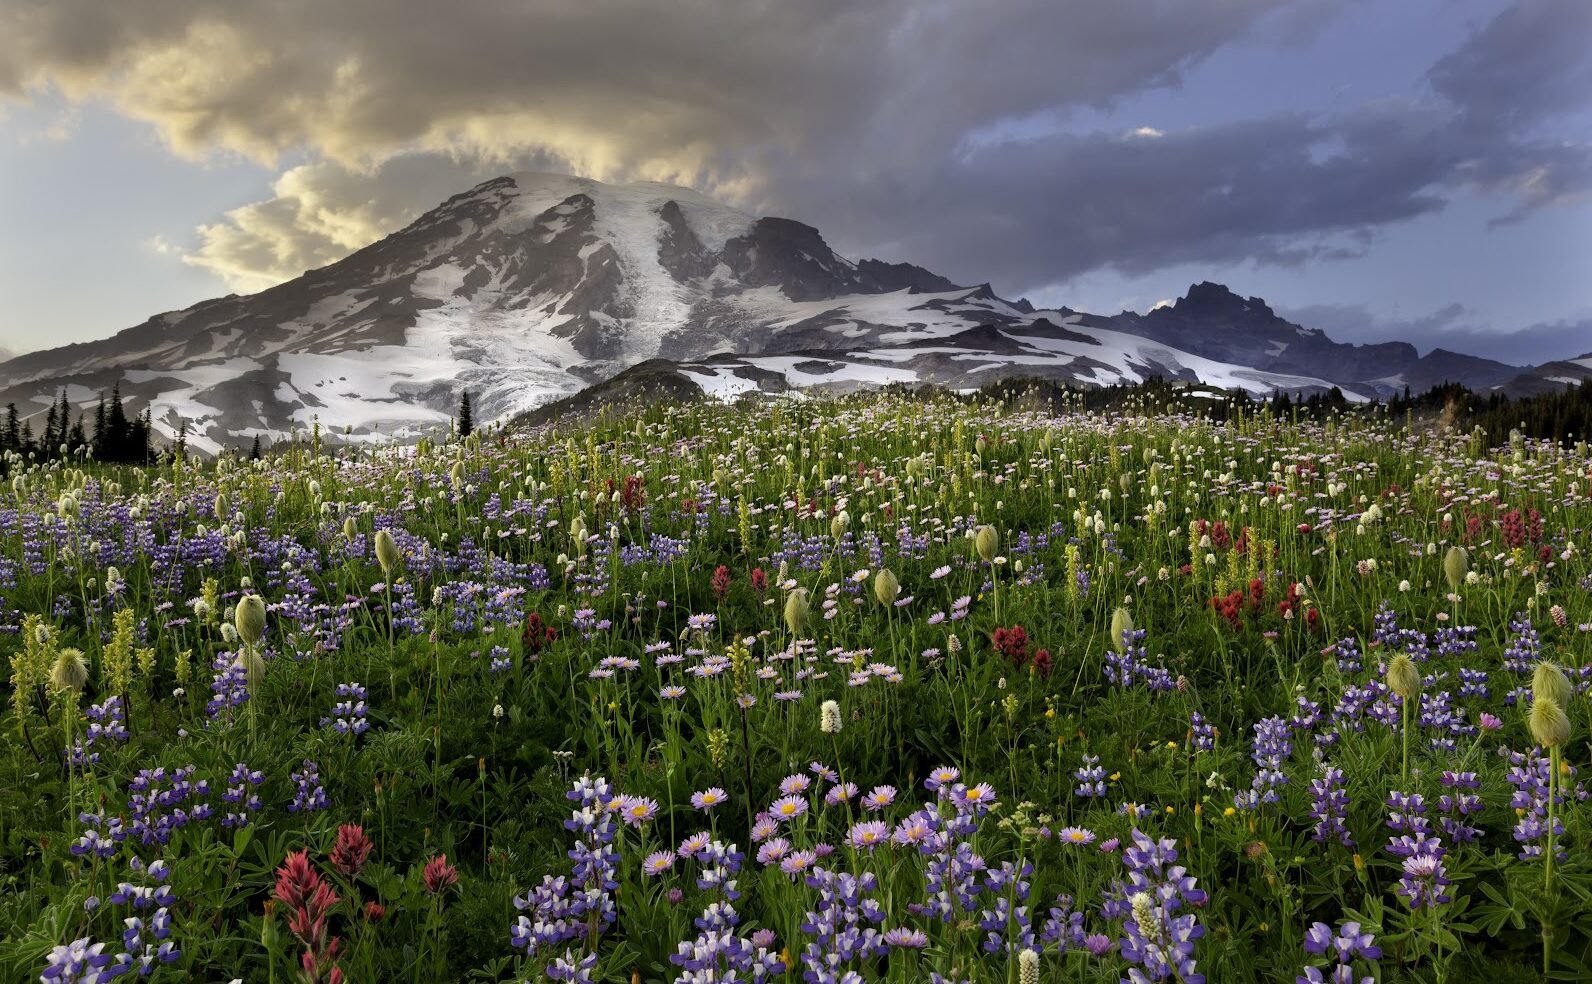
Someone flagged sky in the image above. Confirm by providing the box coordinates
[0,0,1588,366]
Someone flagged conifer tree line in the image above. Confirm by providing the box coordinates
[0,384,155,464]
[979,375,1592,445]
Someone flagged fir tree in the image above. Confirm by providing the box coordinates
[458,390,474,438]
[43,398,59,455]
[93,398,107,458]
[107,384,130,462]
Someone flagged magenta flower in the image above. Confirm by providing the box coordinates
[421,854,458,895]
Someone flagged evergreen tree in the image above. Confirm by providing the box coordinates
[458,390,474,438]
[93,397,107,458]
[43,398,59,456]
[107,384,130,462]
[136,409,154,464]
[251,435,262,461]
[2,404,17,454]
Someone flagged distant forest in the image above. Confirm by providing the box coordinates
[4,375,1591,469]
[1,385,156,465]
[977,375,1592,448]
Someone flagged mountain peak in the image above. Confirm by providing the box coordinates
[1168,281,1275,319]
[0,173,1562,452]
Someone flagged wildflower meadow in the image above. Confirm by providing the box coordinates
[5,391,1592,983]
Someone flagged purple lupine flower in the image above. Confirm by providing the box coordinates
[205,651,250,724]
[40,938,115,983]
[321,681,370,735]
[68,696,130,766]
[108,857,176,911]
[70,812,122,859]
[1395,838,1453,909]
[221,763,265,828]
[1074,755,1106,798]
[1437,771,1483,844]
[1504,747,1575,862]
[1332,637,1363,673]
[924,840,986,922]
[1308,767,1353,847]
[1235,716,1291,810]
[288,759,329,813]
[1189,712,1215,753]
[978,860,1036,956]
[127,766,210,846]
[1501,614,1542,706]
[1298,920,1379,984]
[798,866,888,981]
[1120,891,1205,984]
[1457,667,1489,699]
[668,899,783,981]
[1102,829,1207,983]
[511,776,623,976]
[1384,791,1431,840]
[1417,689,1474,754]
[1040,894,1087,951]
[1104,628,1174,691]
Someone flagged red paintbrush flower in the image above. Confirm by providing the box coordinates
[422,854,458,895]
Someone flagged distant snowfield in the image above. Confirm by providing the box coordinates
[671,315,1369,405]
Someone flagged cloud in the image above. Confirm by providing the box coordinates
[182,155,551,289]
[0,0,1284,171]
[1427,0,1592,136]
[1279,301,1592,365]
[1425,0,1592,221]
[2,0,1588,307]
[795,100,1470,293]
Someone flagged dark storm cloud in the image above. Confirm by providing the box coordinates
[1281,302,1592,365]
[1424,0,1592,223]
[0,0,1284,165]
[1427,0,1592,134]
[0,0,1586,296]
[787,102,1461,293]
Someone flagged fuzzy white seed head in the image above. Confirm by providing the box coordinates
[819,699,843,735]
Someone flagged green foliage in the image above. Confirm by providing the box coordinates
[1,390,1590,982]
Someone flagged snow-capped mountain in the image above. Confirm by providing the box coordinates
[0,173,1567,451]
